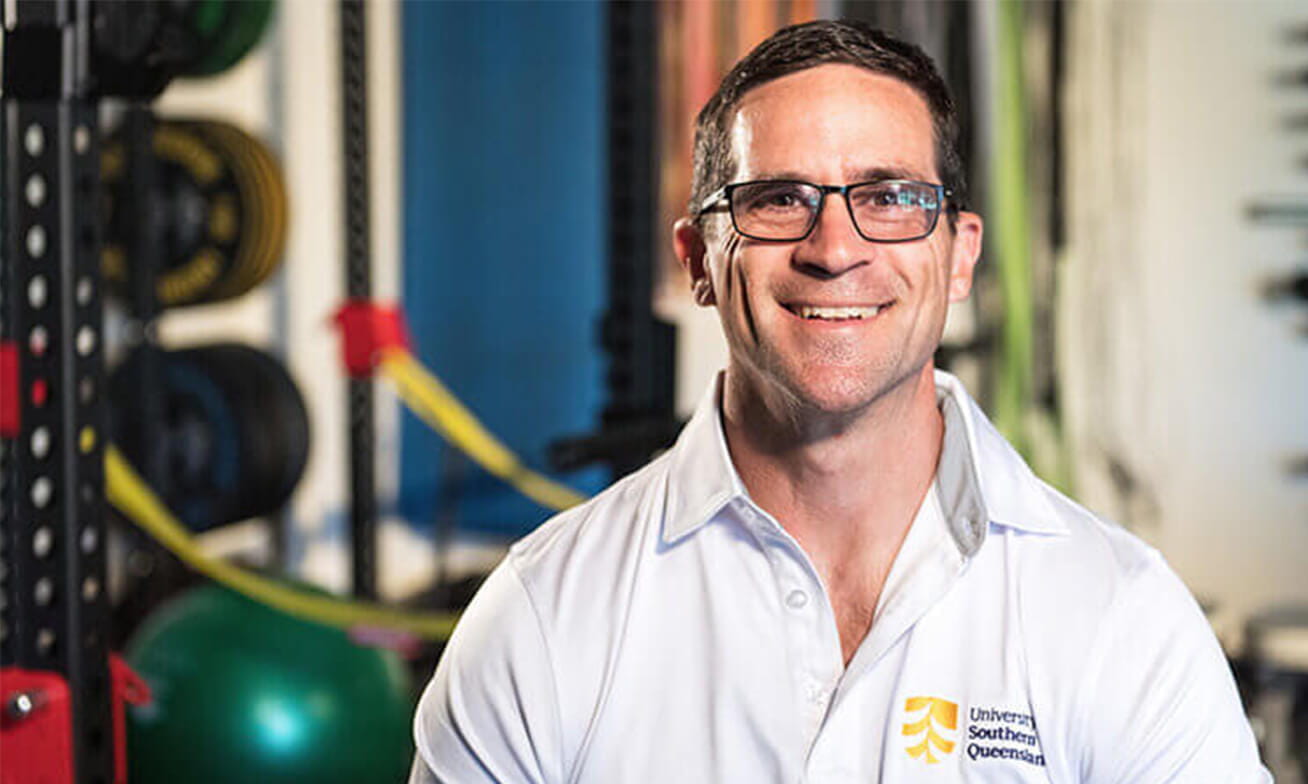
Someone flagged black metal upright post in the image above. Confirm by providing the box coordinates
[340,0,377,598]
[1,1,114,781]
[601,1,677,478]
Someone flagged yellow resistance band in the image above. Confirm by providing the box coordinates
[105,445,460,641]
[104,348,587,640]
[378,347,589,512]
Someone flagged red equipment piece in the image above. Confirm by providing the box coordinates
[332,300,411,378]
[0,667,73,784]
[0,342,18,437]
[108,654,151,784]
[0,658,150,784]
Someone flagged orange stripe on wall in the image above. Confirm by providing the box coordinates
[736,0,777,58]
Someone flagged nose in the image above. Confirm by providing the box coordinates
[793,191,870,278]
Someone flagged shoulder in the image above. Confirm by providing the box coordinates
[507,448,675,596]
[1015,480,1162,597]
[992,483,1263,776]
[998,480,1184,663]
[412,452,679,781]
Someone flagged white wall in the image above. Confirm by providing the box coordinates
[150,0,414,595]
[1062,0,1308,650]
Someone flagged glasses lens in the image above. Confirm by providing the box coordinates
[730,181,820,240]
[848,181,940,240]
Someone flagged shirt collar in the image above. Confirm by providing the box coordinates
[660,370,1068,554]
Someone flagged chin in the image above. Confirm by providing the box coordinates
[782,365,892,416]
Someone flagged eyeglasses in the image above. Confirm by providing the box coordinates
[696,179,953,243]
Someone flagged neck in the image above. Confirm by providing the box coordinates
[721,363,944,552]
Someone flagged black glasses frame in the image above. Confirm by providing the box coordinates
[696,179,955,243]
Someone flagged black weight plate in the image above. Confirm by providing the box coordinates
[191,344,309,518]
[108,343,310,531]
[109,347,247,530]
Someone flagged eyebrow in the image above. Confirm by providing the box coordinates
[746,165,928,184]
[851,165,924,182]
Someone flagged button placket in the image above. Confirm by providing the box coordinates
[740,500,846,751]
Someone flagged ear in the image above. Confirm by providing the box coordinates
[673,217,715,307]
[946,211,983,303]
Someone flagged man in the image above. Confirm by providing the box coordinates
[411,20,1268,782]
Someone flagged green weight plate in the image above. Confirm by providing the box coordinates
[183,0,275,78]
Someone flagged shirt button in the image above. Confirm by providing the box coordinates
[785,589,809,609]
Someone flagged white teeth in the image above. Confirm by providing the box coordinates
[796,305,883,320]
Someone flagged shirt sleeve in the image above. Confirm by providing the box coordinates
[1072,553,1270,783]
[410,558,564,784]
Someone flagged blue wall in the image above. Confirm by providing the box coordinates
[400,2,607,538]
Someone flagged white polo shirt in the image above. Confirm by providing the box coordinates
[411,371,1269,783]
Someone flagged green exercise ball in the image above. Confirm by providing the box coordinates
[126,584,414,784]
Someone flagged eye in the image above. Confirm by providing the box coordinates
[765,191,801,207]
[872,188,901,207]
[853,183,936,211]
[736,182,813,213]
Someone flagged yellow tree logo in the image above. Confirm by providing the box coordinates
[902,696,958,763]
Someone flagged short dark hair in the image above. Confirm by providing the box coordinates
[689,19,967,225]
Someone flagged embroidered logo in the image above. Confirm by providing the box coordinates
[902,696,958,763]
[964,705,1047,766]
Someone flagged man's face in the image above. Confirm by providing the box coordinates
[676,64,982,419]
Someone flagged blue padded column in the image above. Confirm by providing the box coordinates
[400,2,606,538]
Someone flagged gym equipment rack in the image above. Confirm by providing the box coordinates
[550,2,679,480]
[1,1,116,781]
[340,0,377,599]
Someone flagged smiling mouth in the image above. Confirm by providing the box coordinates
[783,302,894,321]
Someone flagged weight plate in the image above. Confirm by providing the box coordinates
[109,343,310,531]
[100,118,288,308]
[181,0,275,78]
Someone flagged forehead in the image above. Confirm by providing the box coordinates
[728,64,937,183]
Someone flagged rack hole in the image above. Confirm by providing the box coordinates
[31,476,53,509]
[79,525,98,554]
[76,326,96,357]
[27,275,47,308]
[28,326,49,358]
[30,378,49,407]
[31,427,50,459]
[25,174,46,207]
[36,627,56,657]
[24,124,45,156]
[33,577,53,607]
[76,276,94,305]
[33,526,53,558]
[26,225,46,258]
